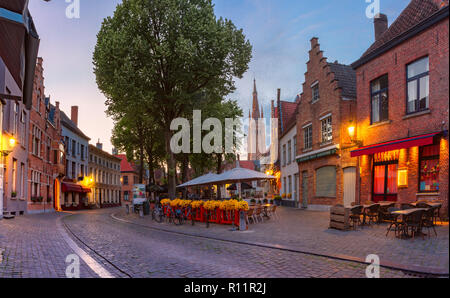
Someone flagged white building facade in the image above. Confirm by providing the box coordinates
[280,123,299,207]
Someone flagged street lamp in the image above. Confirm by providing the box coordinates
[0,135,18,220]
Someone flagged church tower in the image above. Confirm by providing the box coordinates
[247,79,266,161]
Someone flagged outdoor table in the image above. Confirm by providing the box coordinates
[391,208,428,238]
[250,204,273,218]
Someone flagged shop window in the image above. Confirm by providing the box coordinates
[419,144,440,192]
[316,166,336,197]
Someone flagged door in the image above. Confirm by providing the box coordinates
[373,163,398,202]
[343,167,356,207]
[294,173,299,208]
[301,171,308,208]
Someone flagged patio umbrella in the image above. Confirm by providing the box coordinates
[208,165,276,198]
[176,172,220,188]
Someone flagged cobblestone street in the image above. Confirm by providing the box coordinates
[0,208,421,278]
[115,206,449,275]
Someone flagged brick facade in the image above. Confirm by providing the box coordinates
[28,58,65,214]
[352,2,449,215]
[295,38,357,209]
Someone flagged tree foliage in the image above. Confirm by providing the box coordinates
[94,0,252,197]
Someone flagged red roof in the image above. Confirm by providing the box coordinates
[280,100,299,134]
[115,154,137,173]
[239,160,256,171]
[356,0,446,65]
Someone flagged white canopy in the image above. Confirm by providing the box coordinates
[177,172,220,188]
[209,167,276,184]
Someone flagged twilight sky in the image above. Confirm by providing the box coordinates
[28,0,410,154]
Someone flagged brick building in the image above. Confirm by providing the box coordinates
[295,38,357,210]
[351,0,449,214]
[116,154,139,207]
[60,107,91,210]
[27,58,65,214]
[88,142,121,208]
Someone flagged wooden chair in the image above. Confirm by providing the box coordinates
[246,208,255,224]
[365,204,380,225]
[349,205,363,230]
[268,205,278,220]
[254,207,263,223]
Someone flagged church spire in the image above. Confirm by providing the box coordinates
[252,78,260,119]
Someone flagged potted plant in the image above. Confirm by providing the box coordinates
[250,198,256,205]
[38,196,44,202]
[287,193,292,199]
[269,199,274,205]
[11,191,17,198]
[263,198,268,204]
[274,196,282,206]
[47,197,52,203]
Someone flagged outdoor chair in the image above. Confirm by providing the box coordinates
[379,202,396,222]
[422,208,437,237]
[349,205,363,230]
[254,207,263,223]
[403,210,425,240]
[416,202,430,209]
[268,205,278,220]
[365,204,380,226]
[385,207,401,237]
[246,208,255,225]
[401,203,415,210]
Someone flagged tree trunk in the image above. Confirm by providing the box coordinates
[216,153,222,199]
[181,154,189,199]
[139,145,144,184]
[165,127,176,199]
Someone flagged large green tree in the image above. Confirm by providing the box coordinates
[94,0,252,198]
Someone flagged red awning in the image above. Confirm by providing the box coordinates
[351,132,440,158]
[62,182,91,193]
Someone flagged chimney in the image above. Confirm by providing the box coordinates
[55,101,60,109]
[112,148,118,155]
[374,13,388,40]
[71,106,79,126]
[96,139,103,151]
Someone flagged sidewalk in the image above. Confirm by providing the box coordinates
[115,207,449,275]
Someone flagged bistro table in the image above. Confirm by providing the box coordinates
[391,208,428,238]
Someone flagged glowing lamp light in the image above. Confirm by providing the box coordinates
[348,126,356,139]
[9,137,17,147]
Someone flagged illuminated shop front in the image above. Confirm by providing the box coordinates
[352,132,447,205]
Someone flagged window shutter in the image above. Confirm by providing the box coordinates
[316,166,336,197]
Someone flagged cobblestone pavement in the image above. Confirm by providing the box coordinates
[115,206,449,274]
[61,209,410,278]
[0,213,103,278]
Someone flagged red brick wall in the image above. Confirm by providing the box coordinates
[28,58,63,213]
[355,18,449,214]
[296,38,357,206]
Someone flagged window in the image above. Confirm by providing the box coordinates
[321,116,332,144]
[316,166,336,197]
[72,140,76,156]
[407,57,429,114]
[419,144,439,192]
[123,176,128,185]
[124,191,129,201]
[283,177,287,194]
[293,136,297,160]
[288,175,292,196]
[81,145,85,160]
[31,171,41,197]
[20,163,25,198]
[370,75,389,124]
[312,82,319,102]
[32,126,42,157]
[80,164,84,177]
[12,159,17,193]
[282,144,286,166]
[304,125,312,150]
[287,141,292,164]
[72,162,76,179]
[13,103,19,136]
